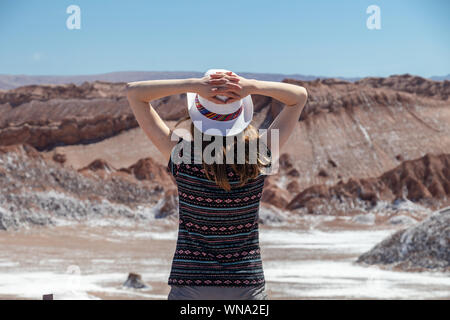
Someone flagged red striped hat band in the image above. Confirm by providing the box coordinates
[195,94,243,121]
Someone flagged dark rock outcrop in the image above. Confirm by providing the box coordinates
[122,273,149,289]
[356,206,450,271]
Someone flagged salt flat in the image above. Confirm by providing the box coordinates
[0,219,448,300]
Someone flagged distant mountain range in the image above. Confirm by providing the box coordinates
[0,71,345,90]
[429,74,450,81]
[1,71,446,90]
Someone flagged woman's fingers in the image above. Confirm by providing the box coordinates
[207,90,241,104]
[204,74,243,103]
[198,72,246,104]
[208,79,227,85]
[210,71,238,78]
[224,96,241,104]
[211,84,241,95]
[209,73,225,78]
[225,92,241,100]
[215,90,241,99]
[210,96,227,104]
[209,82,242,90]
[216,71,235,76]
[213,89,236,96]
[209,74,240,82]
[226,82,242,90]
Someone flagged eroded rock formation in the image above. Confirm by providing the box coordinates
[356,206,450,271]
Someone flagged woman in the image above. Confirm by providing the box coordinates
[126,69,307,300]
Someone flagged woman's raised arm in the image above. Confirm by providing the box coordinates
[126,78,199,162]
[206,73,308,170]
[250,79,308,154]
[210,73,308,157]
[126,76,242,162]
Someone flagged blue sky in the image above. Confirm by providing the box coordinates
[0,0,448,77]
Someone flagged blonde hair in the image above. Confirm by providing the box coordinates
[173,117,271,191]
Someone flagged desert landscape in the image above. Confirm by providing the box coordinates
[0,74,449,299]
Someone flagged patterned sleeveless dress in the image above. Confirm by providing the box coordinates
[166,138,270,292]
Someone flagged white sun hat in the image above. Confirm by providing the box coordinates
[186,68,254,137]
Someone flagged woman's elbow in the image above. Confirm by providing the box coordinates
[291,87,308,107]
[126,82,137,99]
[126,82,135,91]
[299,87,308,101]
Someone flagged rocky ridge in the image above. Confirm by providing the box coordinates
[1,74,449,232]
